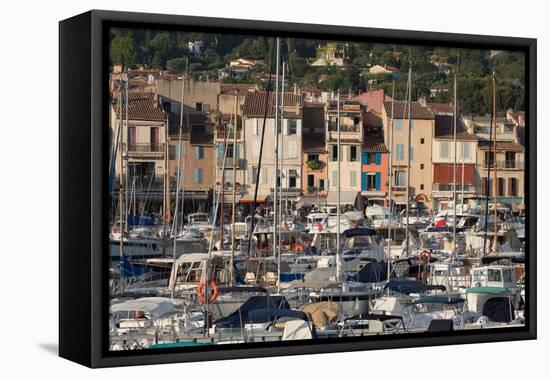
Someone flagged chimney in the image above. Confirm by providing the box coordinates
[419,96,427,107]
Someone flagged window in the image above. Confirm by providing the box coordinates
[366,173,376,190]
[251,166,258,184]
[307,174,315,188]
[440,141,449,159]
[319,179,325,191]
[365,152,376,164]
[195,146,204,159]
[289,170,297,188]
[395,171,405,187]
[195,102,203,111]
[498,177,505,196]
[350,146,358,162]
[350,171,357,187]
[509,178,518,197]
[505,151,516,168]
[396,144,404,161]
[308,154,319,162]
[252,140,260,157]
[394,119,404,130]
[287,119,297,135]
[461,143,470,160]
[420,184,424,190]
[193,168,203,183]
[331,145,338,161]
[481,177,489,196]
[332,170,338,187]
[262,168,268,184]
[488,269,502,283]
[420,138,425,144]
[288,141,298,158]
[484,151,494,167]
[409,147,414,161]
[420,163,424,170]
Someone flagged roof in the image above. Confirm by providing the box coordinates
[353,89,385,113]
[242,91,303,118]
[434,115,477,140]
[302,133,326,153]
[363,134,388,152]
[478,141,524,151]
[383,101,434,120]
[168,112,212,139]
[220,83,257,95]
[363,110,383,128]
[426,102,454,115]
[113,92,165,122]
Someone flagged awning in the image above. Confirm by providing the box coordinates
[239,194,266,203]
[325,190,359,205]
[361,191,385,197]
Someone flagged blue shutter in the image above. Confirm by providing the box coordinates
[375,152,381,165]
[361,172,367,191]
[361,151,367,165]
[375,172,381,191]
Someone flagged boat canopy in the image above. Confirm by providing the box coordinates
[384,280,446,294]
[110,297,175,318]
[247,308,309,324]
[300,302,340,328]
[215,296,289,328]
[343,227,377,237]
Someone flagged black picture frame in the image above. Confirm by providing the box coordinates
[59,9,537,368]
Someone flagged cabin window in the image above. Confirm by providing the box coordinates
[502,269,513,283]
[488,269,502,283]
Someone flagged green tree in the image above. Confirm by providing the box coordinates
[110,35,137,67]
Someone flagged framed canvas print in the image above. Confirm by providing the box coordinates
[59,10,536,368]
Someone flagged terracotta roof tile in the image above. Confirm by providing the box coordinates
[242,91,303,118]
[220,83,257,95]
[113,92,165,122]
[434,115,477,141]
[363,134,388,153]
[383,101,434,120]
[478,141,524,151]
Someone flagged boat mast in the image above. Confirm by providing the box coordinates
[171,75,186,269]
[336,90,342,281]
[179,60,188,231]
[452,73,458,258]
[274,37,280,291]
[492,72,498,253]
[387,81,395,282]
[118,78,125,294]
[230,92,238,283]
[404,67,412,256]
[278,61,285,292]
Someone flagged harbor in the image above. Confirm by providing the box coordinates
[108,35,527,351]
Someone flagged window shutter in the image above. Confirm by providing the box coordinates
[375,172,381,191]
[235,144,240,159]
[375,152,381,165]
[361,172,367,191]
[409,147,414,161]
[361,151,367,164]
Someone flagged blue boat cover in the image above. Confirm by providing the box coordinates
[343,227,377,237]
[351,261,390,283]
[119,255,149,277]
[215,296,290,328]
[384,280,446,294]
[280,272,305,282]
[126,215,155,226]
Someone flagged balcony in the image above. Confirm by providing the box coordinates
[215,126,242,140]
[124,143,165,159]
[328,123,361,133]
[483,159,524,170]
[305,160,324,171]
[217,158,246,169]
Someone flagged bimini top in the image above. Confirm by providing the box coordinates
[110,297,175,318]
[247,308,309,324]
[343,227,377,238]
[384,280,446,294]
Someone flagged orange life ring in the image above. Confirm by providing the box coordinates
[292,245,304,252]
[197,280,219,303]
[418,250,431,265]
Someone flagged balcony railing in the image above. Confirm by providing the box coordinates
[126,143,164,153]
[217,158,246,169]
[483,159,524,170]
[433,184,476,192]
[328,123,361,132]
